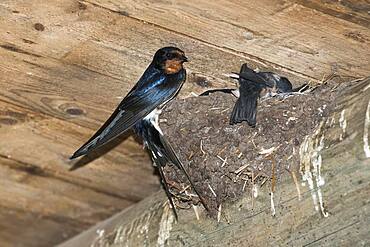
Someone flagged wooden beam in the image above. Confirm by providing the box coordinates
[0,0,369,246]
[0,205,88,247]
[1,0,295,99]
[0,100,157,199]
[60,78,370,246]
[0,100,158,245]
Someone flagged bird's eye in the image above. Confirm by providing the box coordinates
[166,53,175,59]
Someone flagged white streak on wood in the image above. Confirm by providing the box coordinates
[363,100,370,158]
[301,155,319,211]
[157,205,175,247]
[312,135,329,217]
[339,109,347,141]
[300,121,329,217]
[290,170,302,201]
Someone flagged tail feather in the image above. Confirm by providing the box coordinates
[143,129,179,220]
[230,91,258,127]
[134,120,209,217]
[160,136,209,212]
[157,164,178,220]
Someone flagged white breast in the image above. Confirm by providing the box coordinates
[144,108,163,135]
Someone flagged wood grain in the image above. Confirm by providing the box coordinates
[0,100,158,196]
[0,0,269,97]
[0,205,87,247]
[86,0,370,79]
[0,1,253,245]
[0,57,159,245]
[0,0,368,246]
[291,0,370,27]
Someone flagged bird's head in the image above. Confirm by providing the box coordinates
[276,77,293,93]
[152,46,188,74]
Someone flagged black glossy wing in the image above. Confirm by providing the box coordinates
[239,64,293,92]
[70,73,184,159]
[238,64,271,86]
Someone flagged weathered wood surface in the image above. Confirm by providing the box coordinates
[0,0,369,246]
[61,78,370,247]
[292,0,370,27]
[86,0,370,79]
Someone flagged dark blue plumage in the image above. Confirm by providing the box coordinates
[69,47,207,219]
[70,47,187,158]
[230,64,294,126]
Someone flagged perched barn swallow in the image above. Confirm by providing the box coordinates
[230,63,307,127]
[70,46,207,219]
[133,117,209,219]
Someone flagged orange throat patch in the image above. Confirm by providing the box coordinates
[164,59,183,74]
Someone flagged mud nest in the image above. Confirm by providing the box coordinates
[161,81,342,216]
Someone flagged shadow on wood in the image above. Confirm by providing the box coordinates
[69,130,135,171]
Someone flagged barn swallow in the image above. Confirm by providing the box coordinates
[133,117,209,219]
[230,63,307,126]
[70,46,207,219]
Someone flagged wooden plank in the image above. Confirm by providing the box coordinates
[291,0,370,28]
[0,148,151,246]
[0,157,130,220]
[0,0,110,59]
[0,101,159,245]
[0,2,265,244]
[0,101,158,200]
[85,0,370,79]
[0,1,245,244]
[0,0,309,220]
[0,0,367,246]
[0,0,308,93]
[0,205,87,247]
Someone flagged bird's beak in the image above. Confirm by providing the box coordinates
[182,55,189,62]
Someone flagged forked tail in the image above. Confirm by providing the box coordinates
[230,91,259,127]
